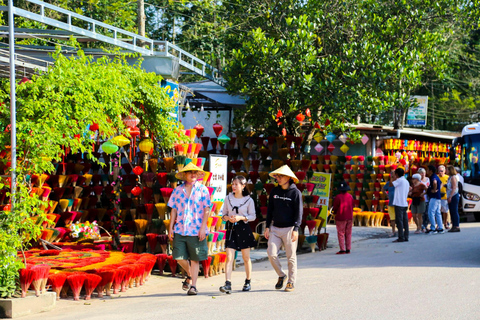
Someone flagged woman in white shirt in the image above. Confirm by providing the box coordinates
[219,176,257,294]
[418,168,430,232]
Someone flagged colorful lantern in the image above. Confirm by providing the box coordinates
[102,141,118,155]
[139,139,154,154]
[212,123,223,137]
[194,124,204,138]
[123,114,140,128]
[218,134,231,145]
[110,135,130,147]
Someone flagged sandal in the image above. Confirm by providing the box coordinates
[187,286,198,295]
[182,276,192,291]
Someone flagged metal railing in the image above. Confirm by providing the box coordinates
[1,0,224,84]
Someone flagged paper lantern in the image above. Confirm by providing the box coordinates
[123,114,140,128]
[194,124,204,138]
[314,144,323,153]
[110,135,130,147]
[89,122,99,131]
[296,113,305,122]
[212,123,223,137]
[102,141,118,154]
[361,134,369,145]
[327,143,335,153]
[131,186,142,197]
[218,134,231,145]
[326,132,336,142]
[139,139,154,153]
[132,166,144,176]
[340,144,349,153]
[313,132,323,143]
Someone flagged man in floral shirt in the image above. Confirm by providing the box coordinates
[168,162,211,295]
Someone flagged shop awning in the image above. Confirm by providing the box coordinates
[182,80,246,110]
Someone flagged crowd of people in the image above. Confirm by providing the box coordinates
[165,162,463,295]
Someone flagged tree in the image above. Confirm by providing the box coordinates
[224,0,476,145]
[0,45,182,297]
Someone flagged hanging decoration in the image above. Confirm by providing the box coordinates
[326,132,336,143]
[340,144,350,154]
[193,124,204,138]
[327,143,335,153]
[314,144,323,153]
[212,123,223,137]
[361,134,369,145]
[339,134,347,144]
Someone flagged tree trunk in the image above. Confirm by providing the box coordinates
[137,0,146,47]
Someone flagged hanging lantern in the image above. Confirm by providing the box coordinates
[325,118,331,126]
[326,132,336,143]
[305,108,311,118]
[110,135,130,147]
[296,113,305,122]
[132,166,144,176]
[314,144,323,153]
[123,114,140,128]
[361,134,369,145]
[102,141,118,155]
[212,123,223,137]
[339,134,347,144]
[327,143,335,153]
[89,122,99,131]
[139,139,154,154]
[218,134,231,145]
[314,122,321,130]
[313,132,323,143]
[131,186,142,197]
[340,144,350,154]
[194,124,204,138]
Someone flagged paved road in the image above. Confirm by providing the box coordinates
[22,223,480,320]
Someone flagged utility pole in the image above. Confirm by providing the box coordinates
[431,82,435,130]
[137,0,146,47]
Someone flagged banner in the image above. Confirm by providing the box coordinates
[161,80,180,119]
[310,172,332,226]
[208,154,228,203]
[407,96,428,126]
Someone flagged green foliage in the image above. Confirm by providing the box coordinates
[0,45,181,297]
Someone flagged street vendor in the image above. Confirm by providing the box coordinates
[167,162,211,296]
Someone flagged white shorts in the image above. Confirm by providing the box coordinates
[440,200,449,213]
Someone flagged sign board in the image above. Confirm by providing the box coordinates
[161,80,180,119]
[310,172,332,226]
[407,96,428,126]
[208,154,228,203]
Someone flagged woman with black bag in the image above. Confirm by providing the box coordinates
[409,174,427,234]
[219,176,257,294]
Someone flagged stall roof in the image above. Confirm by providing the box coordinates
[182,80,246,109]
[353,123,461,141]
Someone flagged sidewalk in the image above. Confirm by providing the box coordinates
[241,225,390,265]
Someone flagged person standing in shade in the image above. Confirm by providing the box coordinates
[427,165,444,234]
[219,176,257,294]
[332,181,354,254]
[438,165,450,230]
[167,163,211,296]
[418,168,430,232]
[446,165,461,232]
[392,167,410,243]
[265,165,302,292]
[383,172,396,237]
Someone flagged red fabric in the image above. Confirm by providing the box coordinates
[333,192,354,221]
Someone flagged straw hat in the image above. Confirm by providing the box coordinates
[175,162,205,181]
[269,165,299,183]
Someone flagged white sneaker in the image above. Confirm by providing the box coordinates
[431,230,438,235]
[437,229,445,234]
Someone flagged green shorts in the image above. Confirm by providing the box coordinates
[172,233,208,261]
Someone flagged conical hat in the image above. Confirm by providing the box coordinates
[269,165,299,183]
[175,162,205,181]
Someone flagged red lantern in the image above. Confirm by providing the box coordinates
[131,186,142,197]
[296,113,305,122]
[194,124,204,138]
[212,123,223,137]
[127,126,141,160]
[281,128,287,136]
[305,108,311,118]
[325,118,331,126]
[89,122,99,131]
[314,122,321,130]
[132,166,144,176]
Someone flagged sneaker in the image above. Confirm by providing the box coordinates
[448,227,461,233]
[275,276,286,290]
[336,251,346,254]
[285,282,294,292]
[219,281,232,294]
[437,229,445,234]
[187,286,198,295]
[429,230,438,235]
[345,250,350,254]
[392,239,404,243]
[242,280,251,292]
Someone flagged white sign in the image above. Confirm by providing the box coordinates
[208,154,228,203]
[407,96,428,126]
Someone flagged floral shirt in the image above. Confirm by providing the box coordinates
[167,181,211,236]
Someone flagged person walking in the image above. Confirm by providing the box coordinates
[418,168,430,232]
[409,174,427,234]
[446,165,461,232]
[438,165,450,230]
[167,163,211,296]
[332,181,354,254]
[265,165,302,292]
[392,167,410,243]
[426,165,444,234]
[219,176,257,294]
[383,172,396,237]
